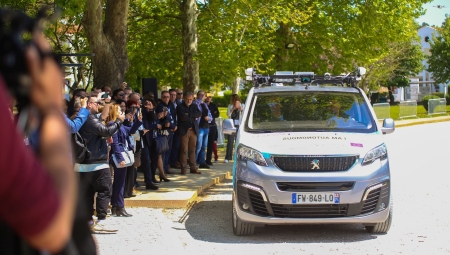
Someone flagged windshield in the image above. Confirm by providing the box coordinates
[245,91,376,133]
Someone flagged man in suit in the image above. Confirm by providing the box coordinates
[176,92,202,174]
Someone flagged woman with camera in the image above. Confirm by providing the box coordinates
[142,97,171,185]
[106,103,142,217]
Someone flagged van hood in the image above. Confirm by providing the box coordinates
[239,132,384,156]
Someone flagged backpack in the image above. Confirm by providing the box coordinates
[71,132,90,163]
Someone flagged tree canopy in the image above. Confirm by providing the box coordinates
[427,17,450,84]
[0,0,432,93]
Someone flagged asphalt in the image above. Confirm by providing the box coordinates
[125,115,450,209]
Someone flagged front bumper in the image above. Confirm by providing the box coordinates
[234,178,391,225]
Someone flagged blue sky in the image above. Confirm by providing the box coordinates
[416,0,449,26]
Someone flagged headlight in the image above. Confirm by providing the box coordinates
[362,144,387,165]
[237,145,268,166]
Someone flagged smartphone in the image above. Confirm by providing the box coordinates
[162,106,168,112]
[102,92,109,99]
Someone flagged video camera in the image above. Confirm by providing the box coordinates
[0,7,60,109]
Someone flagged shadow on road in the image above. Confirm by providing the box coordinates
[185,194,379,244]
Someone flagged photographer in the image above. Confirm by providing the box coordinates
[156,90,177,175]
[0,32,76,253]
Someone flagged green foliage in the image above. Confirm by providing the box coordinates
[421,95,440,111]
[212,90,247,107]
[0,0,92,91]
[428,17,450,84]
[125,0,183,91]
[431,92,445,98]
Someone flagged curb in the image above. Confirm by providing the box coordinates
[395,118,450,128]
[125,171,232,209]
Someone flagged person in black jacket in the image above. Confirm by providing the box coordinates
[76,94,122,231]
[176,92,202,174]
[205,94,220,165]
[156,91,177,174]
[142,97,171,186]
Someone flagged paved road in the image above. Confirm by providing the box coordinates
[96,122,450,255]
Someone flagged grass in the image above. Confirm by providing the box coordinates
[220,105,450,121]
[218,107,228,119]
[379,104,450,120]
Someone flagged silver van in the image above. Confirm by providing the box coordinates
[224,70,395,236]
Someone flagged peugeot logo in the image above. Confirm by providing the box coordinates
[311,159,320,169]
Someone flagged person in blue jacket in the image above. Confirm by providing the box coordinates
[107,103,143,217]
[67,98,89,133]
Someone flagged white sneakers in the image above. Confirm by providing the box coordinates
[224,159,229,163]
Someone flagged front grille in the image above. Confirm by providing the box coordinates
[271,204,348,218]
[273,155,358,172]
[248,190,270,216]
[277,182,354,192]
[360,188,380,214]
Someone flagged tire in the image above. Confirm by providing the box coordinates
[232,196,255,236]
[365,198,393,234]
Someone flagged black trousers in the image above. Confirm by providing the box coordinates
[163,132,174,173]
[206,125,218,164]
[124,165,134,198]
[225,134,235,160]
[79,168,112,220]
[140,141,155,186]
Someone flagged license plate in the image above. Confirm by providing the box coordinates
[292,193,340,204]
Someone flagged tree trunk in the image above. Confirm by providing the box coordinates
[274,23,291,71]
[181,0,200,93]
[232,77,240,94]
[82,0,129,91]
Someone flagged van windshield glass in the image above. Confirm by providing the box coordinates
[245,91,377,133]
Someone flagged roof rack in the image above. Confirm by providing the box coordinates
[245,67,366,89]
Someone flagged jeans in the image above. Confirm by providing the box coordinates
[195,127,209,164]
[79,168,111,220]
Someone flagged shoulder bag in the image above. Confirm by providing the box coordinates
[155,133,169,155]
[111,141,135,168]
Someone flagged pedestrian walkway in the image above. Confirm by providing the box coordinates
[125,149,232,208]
[126,116,450,209]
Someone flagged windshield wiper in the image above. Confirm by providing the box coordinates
[247,130,273,133]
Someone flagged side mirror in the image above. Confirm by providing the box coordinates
[222,118,237,136]
[381,118,395,135]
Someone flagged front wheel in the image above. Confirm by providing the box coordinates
[232,196,255,236]
[365,199,393,233]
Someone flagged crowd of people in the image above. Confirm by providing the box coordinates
[64,84,243,232]
[0,28,245,254]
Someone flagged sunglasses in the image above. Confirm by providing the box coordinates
[177,92,183,95]
[163,96,170,98]
[119,93,125,96]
